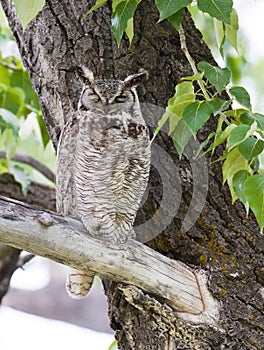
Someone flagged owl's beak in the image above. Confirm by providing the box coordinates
[104,100,110,113]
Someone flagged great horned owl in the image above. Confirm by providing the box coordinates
[56,67,150,299]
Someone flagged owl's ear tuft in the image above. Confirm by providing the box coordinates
[124,69,148,89]
[77,66,94,85]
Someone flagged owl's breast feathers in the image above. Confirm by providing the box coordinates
[64,109,149,146]
[102,120,149,140]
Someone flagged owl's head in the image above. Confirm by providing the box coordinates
[77,66,148,112]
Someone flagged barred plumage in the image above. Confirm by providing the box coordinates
[56,67,150,299]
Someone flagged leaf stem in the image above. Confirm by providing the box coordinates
[178,24,210,101]
[0,61,20,71]
[178,24,230,125]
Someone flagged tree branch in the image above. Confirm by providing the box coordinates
[0,173,55,302]
[0,151,55,183]
[0,196,219,325]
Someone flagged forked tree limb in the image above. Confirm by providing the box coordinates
[0,196,219,325]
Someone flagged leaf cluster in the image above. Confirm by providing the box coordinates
[163,62,264,230]
[0,17,55,193]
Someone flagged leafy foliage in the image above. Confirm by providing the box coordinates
[112,0,141,46]
[197,0,233,24]
[155,0,192,22]
[229,86,251,109]
[0,12,55,193]
[14,0,45,31]
[244,175,264,230]
[163,60,264,228]
[197,61,231,93]
[182,100,213,135]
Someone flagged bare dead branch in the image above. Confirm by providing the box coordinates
[0,196,219,324]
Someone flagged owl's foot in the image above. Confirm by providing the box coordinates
[66,268,95,299]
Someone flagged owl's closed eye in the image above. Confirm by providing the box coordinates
[77,67,147,111]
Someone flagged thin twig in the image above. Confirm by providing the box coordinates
[0,61,20,71]
[178,24,210,101]
[178,24,230,125]
[0,151,55,183]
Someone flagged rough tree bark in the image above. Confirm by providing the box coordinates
[0,1,263,349]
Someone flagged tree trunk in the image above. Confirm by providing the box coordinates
[1,1,263,349]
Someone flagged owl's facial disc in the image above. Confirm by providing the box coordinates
[80,79,136,113]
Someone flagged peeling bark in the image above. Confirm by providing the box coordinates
[0,0,264,349]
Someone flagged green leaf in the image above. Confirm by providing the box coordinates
[169,93,195,134]
[238,138,264,161]
[0,108,20,134]
[174,81,194,95]
[253,114,264,131]
[155,0,191,22]
[214,18,225,50]
[208,98,231,115]
[222,147,249,201]
[173,119,193,157]
[182,100,213,135]
[181,72,204,82]
[240,112,264,131]
[154,111,170,137]
[258,151,264,176]
[225,8,239,51]
[229,86,251,109]
[3,128,17,160]
[155,82,195,135]
[168,110,181,135]
[212,123,236,149]
[125,17,134,43]
[167,8,185,31]
[225,109,247,118]
[111,0,140,46]
[5,86,25,114]
[232,170,250,212]
[197,0,233,24]
[112,0,126,11]
[195,132,215,158]
[227,124,255,151]
[9,163,31,195]
[0,158,9,175]
[244,174,264,230]
[14,0,45,31]
[201,115,226,155]
[0,64,10,85]
[37,112,50,147]
[197,61,231,92]
[87,0,108,14]
[10,69,40,111]
[108,339,118,350]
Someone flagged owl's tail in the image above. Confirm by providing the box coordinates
[66,268,95,299]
